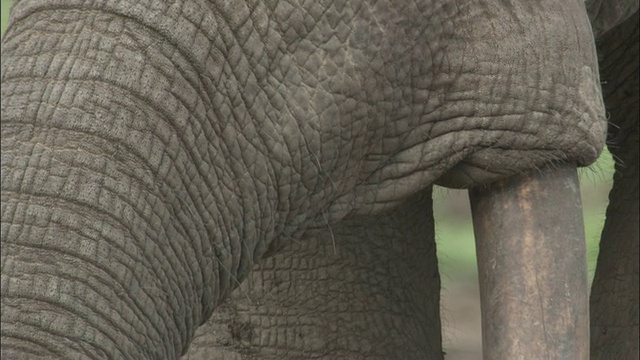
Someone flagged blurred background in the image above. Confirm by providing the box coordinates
[1,2,615,358]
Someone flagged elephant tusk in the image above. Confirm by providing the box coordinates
[469,164,589,359]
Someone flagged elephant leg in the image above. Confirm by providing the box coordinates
[182,188,441,360]
[590,11,639,359]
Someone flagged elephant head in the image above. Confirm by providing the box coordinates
[1,0,635,358]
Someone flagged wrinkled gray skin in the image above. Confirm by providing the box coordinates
[184,189,440,359]
[182,6,640,358]
[0,1,636,359]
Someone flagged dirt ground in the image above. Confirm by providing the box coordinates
[440,278,483,360]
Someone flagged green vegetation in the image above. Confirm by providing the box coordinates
[0,0,614,286]
[1,0,11,36]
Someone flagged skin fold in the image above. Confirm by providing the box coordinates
[0,0,634,359]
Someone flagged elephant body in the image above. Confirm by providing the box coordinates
[1,0,637,359]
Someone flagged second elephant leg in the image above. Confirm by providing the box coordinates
[590,11,639,360]
[183,188,442,360]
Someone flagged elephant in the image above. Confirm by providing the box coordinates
[1,0,637,359]
[180,4,640,360]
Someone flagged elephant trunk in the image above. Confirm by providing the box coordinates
[469,164,590,359]
[0,3,270,358]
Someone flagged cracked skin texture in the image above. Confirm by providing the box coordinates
[184,190,440,360]
[0,0,612,359]
[189,6,640,359]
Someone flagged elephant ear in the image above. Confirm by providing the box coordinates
[585,0,639,37]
